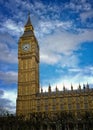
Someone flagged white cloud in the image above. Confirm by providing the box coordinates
[0,89,17,113]
[3,89,17,105]
[39,29,93,66]
[60,54,79,68]
[3,19,23,36]
[80,10,93,22]
[0,33,16,47]
[0,41,17,64]
[42,66,93,92]
[65,0,92,12]
[36,20,73,37]
[5,19,19,31]
[40,51,61,65]
[34,1,45,10]
[69,66,93,75]
[0,71,17,83]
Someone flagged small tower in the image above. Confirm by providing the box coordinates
[56,86,58,92]
[83,84,86,90]
[41,87,43,93]
[78,84,81,90]
[71,84,73,91]
[48,84,51,93]
[63,84,65,91]
[86,83,89,90]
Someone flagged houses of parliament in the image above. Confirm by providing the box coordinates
[16,14,93,129]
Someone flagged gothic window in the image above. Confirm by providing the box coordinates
[76,103,80,109]
[37,100,40,111]
[68,104,72,110]
[29,60,31,69]
[68,97,71,104]
[60,98,63,103]
[44,99,48,111]
[60,104,63,110]
[25,73,27,82]
[23,60,26,69]
[45,105,48,111]
[25,87,27,95]
[84,96,88,103]
[84,103,88,109]
[76,96,79,103]
[25,59,28,69]
[52,105,56,111]
[52,98,56,106]
[37,106,40,111]
[45,99,48,104]
[37,100,40,106]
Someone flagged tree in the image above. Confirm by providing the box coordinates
[81,111,93,130]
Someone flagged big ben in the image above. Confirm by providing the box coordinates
[16,14,39,116]
[16,14,93,128]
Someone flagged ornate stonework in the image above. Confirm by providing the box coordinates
[16,15,93,119]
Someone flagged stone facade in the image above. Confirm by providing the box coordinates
[16,15,93,122]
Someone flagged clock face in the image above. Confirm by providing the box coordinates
[22,44,30,51]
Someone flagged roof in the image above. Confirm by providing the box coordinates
[25,13,32,27]
[21,13,34,37]
[36,88,93,98]
[22,30,34,37]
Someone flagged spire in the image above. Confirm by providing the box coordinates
[63,84,65,91]
[71,83,73,91]
[83,84,86,89]
[24,12,34,32]
[25,12,32,27]
[56,85,58,92]
[78,83,81,90]
[48,84,51,93]
[86,82,89,90]
[41,87,43,93]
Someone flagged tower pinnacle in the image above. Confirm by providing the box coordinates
[25,12,32,27]
[24,12,34,32]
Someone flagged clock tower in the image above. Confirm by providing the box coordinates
[16,14,39,116]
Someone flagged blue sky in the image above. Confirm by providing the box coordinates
[0,0,93,113]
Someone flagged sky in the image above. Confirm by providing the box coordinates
[0,0,93,113]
